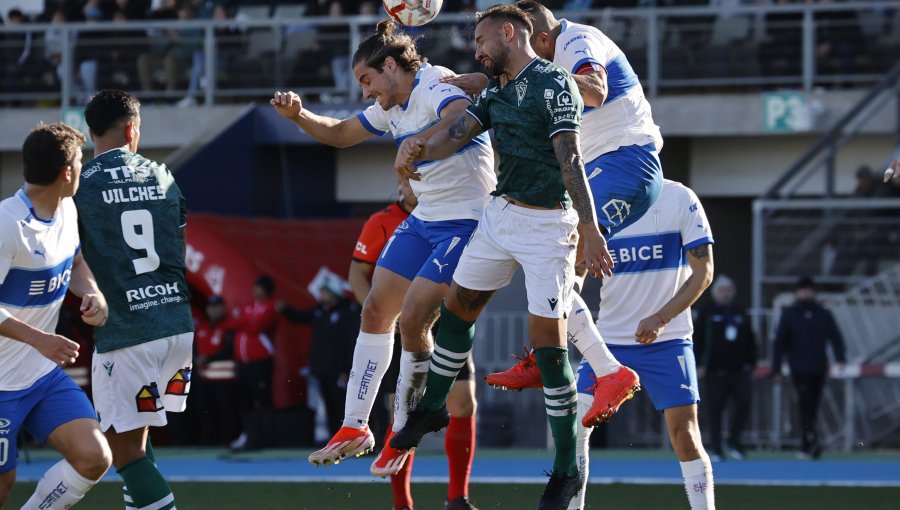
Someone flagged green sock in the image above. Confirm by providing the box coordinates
[118,456,175,510]
[124,438,156,508]
[145,438,156,464]
[534,347,578,477]
[418,303,475,412]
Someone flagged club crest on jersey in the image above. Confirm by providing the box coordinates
[165,368,192,396]
[135,382,162,413]
[516,79,528,106]
[544,89,554,99]
[602,199,632,227]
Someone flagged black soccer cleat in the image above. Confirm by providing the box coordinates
[537,471,583,510]
[389,405,451,451]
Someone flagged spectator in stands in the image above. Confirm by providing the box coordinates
[169,4,205,107]
[278,278,361,437]
[73,7,104,104]
[231,275,279,451]
[136,0,178,94]
[194,295,240,446]
[319,1,351,102]
[831,165,893,277]
[694,275,757,461]
[2,9,33,101]
[760,0,803,78]
[772,276,846,460]
[43,9,71,88]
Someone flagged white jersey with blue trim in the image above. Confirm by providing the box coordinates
[357,64,496,222]
[0,191,80,390]
[554,19,663,161]
[596,180,713,345]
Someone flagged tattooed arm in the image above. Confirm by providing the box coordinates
[552,131,614,278]
[395,111,484,180]
[635,243,715,344]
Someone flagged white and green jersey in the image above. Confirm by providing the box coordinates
[75,148,193,353]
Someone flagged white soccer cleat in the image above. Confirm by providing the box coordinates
[308,426,375,467]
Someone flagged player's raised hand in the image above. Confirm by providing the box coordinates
[439,73,489,97]
[883,158,900,183]
[33,332,80,366]
[270,91,303,119]
[395,137,426,181]
[634,313,667,344]
[581,227,614,279]
[80,292,108,327]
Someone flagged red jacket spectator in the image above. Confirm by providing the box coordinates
[233,298,278,363]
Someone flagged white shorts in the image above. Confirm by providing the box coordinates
[91,332,194,433]
[453,196,579,318]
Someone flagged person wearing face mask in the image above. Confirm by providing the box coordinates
[771,276,846,460]
[693,275,756,462]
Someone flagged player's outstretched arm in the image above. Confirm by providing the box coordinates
[69,253,108,327]
[0,313,80,366]
[270,91,374,148]
[571,67,608,109]
[395,110,483,181]
[552,131,613,278]
[635,243,714,344]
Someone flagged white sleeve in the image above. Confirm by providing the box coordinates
[356,104,390,136]
[679,187,714,252]
[422,76,472,118]
[556,27,610,75]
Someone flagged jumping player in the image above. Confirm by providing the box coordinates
[271,21,492,507]
[449,0,665,425]
[349,180,476,510]
[0,123,112,509]
[391,5,610,509]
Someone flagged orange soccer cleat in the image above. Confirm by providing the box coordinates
[582,366,641,427]
[307,426,375,467]
[370,431,413,477]
[484,348,543,391]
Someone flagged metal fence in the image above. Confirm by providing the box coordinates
[471,310,900,452]
[1,2,898,107]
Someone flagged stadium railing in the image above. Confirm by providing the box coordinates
[0,1,897,106]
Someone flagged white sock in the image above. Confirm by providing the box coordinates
[680,457,715,510]
[569,394,594,510]
[391,349,432,432]
[21,459,97,509]
[567,293,621,377]
[342,331,394,428]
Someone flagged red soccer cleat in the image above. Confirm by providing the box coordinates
[485,348,543,391]
[370,430,413,477]
[307,426,375,467]
[582,366,641,427]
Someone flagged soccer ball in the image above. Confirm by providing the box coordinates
[382,0,444,27]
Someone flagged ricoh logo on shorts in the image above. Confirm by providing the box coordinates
[29,269,71,296]
[357,360,379,400]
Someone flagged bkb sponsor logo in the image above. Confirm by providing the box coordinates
[29,269,72,297]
